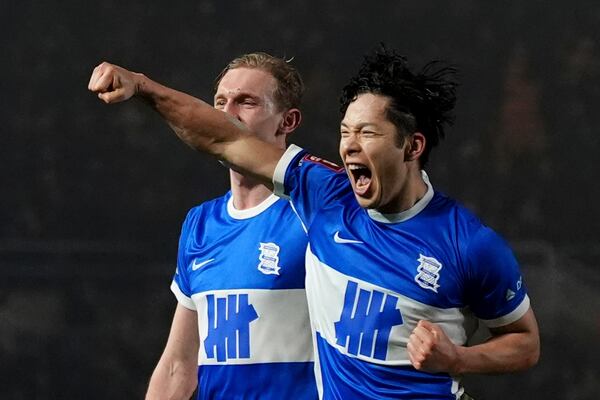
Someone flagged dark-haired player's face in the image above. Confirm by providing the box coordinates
[339,93,412,212]
[214,67,286,147]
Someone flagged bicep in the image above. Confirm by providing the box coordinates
[222,135,285,190]
[490,306,539,337]
[490,306,540,367]
[458,306,540,374]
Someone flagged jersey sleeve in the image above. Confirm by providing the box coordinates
[272,144,348,228]
[170,208,198,310]
[464,226,530,328]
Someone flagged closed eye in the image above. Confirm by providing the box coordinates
[239,96,259,107]
[214,98,226,108]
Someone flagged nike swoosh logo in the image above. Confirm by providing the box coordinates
[333,231,363,244]
[192,258,215,271]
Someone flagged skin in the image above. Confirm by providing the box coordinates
[340,93,427,213]
[340,94,540,374]
[145,305,199,400]
[88,62,540,377]
[407,309,540,375]
[214,67,297,148]
[88,62,285,186]
[143,66,301,400]
[213,67,300,209]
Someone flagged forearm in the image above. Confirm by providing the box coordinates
[410,308,539,375]
[135,73,246,159]
[146,356,197,400]
[134,73,280,186]
[453,329,540,375]
[89,62,282,187]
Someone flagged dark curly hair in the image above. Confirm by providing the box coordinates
[340,47,458,167]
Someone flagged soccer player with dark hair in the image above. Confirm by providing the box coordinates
[142,53,317,400]
[89,47,539,399]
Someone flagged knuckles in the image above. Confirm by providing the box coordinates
[99,61,113,70]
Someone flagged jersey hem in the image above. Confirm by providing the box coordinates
[171,280,196,310]
[480,295,530,328]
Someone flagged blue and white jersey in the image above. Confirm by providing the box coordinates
[273,145,530,400]
[171,191,317,400]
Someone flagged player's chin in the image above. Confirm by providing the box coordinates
[353,190,377,209]
[352,180,381,209]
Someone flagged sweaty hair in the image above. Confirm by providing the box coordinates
[340,47,458,167]
[214,52,305,111]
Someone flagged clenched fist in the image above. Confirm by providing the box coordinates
[88,62,141,103]
[407,320,461,374]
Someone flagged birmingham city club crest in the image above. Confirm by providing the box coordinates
[414,254,443,292]
[258,242,281,275]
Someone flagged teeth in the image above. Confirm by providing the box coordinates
[348,164,367,170]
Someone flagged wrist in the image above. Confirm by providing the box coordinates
[451,345,467,375]
[134,72,149,96]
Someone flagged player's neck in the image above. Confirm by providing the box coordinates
[377,167,428,214]
[399,171,428,211]
[229,170,273,210]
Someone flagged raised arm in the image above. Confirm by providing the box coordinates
[88,62,284,188]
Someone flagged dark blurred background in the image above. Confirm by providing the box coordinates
[2,1,599,399]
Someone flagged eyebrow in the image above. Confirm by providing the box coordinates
[340,122,379,129]
[214,91,261,101]
[215,90,260,97]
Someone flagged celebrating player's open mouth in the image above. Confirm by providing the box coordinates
[344,156,387,211]
[348,163,372,196]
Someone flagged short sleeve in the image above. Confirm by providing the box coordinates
[170,208,197,310]
[465,226,530,328]
[272,144,349,228]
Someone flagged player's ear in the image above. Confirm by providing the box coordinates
[279,108,302,136]
[405,132,426,161]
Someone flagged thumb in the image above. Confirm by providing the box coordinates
[98,90,124,104]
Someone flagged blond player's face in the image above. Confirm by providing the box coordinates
[214,68,285,147]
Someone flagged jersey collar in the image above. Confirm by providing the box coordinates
[227,193,280,220]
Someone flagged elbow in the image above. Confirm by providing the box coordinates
[518,333,541,371]
[510,307,541,371]
[525,341,540,369]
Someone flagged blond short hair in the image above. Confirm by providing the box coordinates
[214,52,304,111]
